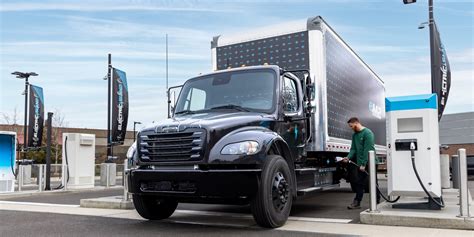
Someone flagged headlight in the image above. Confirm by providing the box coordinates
[126,142,137,159]
[221,141,260,155]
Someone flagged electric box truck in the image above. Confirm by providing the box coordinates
[127,16,386,228]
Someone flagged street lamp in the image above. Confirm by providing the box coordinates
[402,0,438,109]
[418,22,429,29]
[133,121,142,142]
[11,71,38,155]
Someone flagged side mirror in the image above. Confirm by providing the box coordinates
[306,84,315,101]
[167,85,183,118]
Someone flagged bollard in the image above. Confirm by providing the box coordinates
[452,155,460,189]
[123,159,129,201]
[106,163,110,188]
[62,164,68,191]
[457,149,470,218]
[368,150,378,213]
[440,154,450,189]
[38,164,45,192]
[18,165,24,192]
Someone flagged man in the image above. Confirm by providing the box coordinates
[343,117,376,209]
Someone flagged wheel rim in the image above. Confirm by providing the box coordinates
[271,171,289,212]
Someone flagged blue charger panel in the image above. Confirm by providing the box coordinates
[386,94,437,112]
[0,134,15,171]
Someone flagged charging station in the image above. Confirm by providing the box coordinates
[62,133,96,190]
[386,94,442,209]
[0,131,16,193]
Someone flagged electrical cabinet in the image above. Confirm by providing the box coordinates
[0,132,16,193]
[386,94,441,197]
[62,133,95,189]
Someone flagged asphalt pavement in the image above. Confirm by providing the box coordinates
[0,210,352,237]
[1,178,473,236]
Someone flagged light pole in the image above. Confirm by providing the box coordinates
[11,71,38,158]
[403,0,436,93]
[133,121,142,142]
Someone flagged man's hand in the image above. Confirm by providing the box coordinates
[359,166,366,172]
[342,157,349,163]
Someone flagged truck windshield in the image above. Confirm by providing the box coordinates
[174,69,277,115]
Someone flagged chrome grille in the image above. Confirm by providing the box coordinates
[139,129,205,162]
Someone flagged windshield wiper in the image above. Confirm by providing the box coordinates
[209,104,251,112]
[174,109,195,115]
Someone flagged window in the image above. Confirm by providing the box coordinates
[282,77,298,113]
[189,88,206,110]
[174,69,277,114]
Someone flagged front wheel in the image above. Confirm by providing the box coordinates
[132,194,178,220]
[251,155,294,228]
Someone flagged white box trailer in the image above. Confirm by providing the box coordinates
[211,16,387,155]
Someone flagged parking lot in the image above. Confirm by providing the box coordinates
[1,178,473,236]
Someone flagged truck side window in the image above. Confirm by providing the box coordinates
[282,77,298,113]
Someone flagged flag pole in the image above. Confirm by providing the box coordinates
[107,53,112,160]
[166,34,170,118]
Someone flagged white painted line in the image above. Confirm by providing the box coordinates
[168,220,252,229]
[288,216,352,224]
[0,200,80,208]
[0,201,352,224]
[176,210,352,224]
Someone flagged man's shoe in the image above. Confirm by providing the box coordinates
[347,200,361,209]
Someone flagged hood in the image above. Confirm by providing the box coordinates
[141,112,275,134]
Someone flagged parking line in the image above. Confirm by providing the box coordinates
[176,210,352,224]
[0,201,352,224]
[0,200,80,208]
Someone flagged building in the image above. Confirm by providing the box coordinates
[439,112,474,156]
[0,124,136,163]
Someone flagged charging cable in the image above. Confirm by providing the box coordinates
[409,142,444,208]
[337,157,400,203]
[55,136,70,190]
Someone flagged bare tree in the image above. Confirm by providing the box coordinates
[51,108,68,166]
[1,106,19,125]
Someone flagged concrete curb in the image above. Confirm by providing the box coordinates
[360,189,473,230]
[0,186,124,200]
[80,196,134,209]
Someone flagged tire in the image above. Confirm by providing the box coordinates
[251,155,294,228]
[132,194,178,220]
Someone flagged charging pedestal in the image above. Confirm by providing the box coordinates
[62,133,95,190]
[386,94,442,210]
[0,132,16,193]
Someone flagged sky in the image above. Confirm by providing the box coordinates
[0,0,473,130]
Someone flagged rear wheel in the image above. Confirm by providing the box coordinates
[132,194,178,220]
[251,155,293,228]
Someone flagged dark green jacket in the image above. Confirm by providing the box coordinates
[347,127,375,166]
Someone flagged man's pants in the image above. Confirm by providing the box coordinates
[349,163,380,203]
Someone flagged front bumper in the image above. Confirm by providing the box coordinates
[128,167,260,203]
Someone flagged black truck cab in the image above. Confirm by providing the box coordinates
[128,65,319,227]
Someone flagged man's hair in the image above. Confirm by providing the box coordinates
[347,117,360,124]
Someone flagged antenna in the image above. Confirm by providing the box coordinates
[166,34,169,91]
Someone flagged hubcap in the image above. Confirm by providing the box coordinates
[272,171,289,212]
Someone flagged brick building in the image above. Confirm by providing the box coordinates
[0,124,135,163]
[439,112,474,156]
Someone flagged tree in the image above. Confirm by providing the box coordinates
[52,108,68,166]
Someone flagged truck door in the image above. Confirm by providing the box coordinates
[280,75,307,162]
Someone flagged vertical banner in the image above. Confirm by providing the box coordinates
[431,22,451,120]
[111,68,129,144]
[27,84,44,148]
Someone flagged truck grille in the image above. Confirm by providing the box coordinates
[139,129,205,162]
